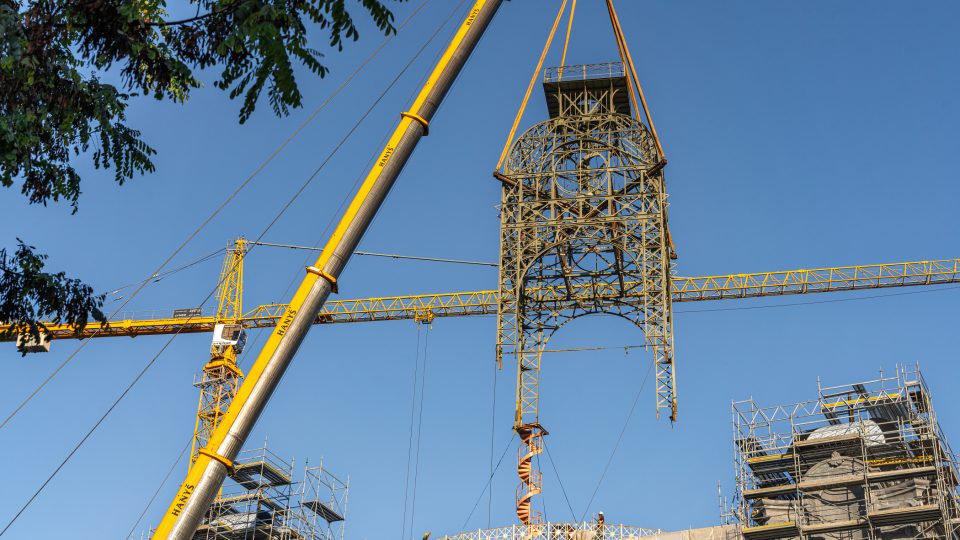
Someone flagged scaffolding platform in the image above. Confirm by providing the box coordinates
[733,365,960,540]
[190,445,349,540]
[230,460,293,490]
[302,500,344,523]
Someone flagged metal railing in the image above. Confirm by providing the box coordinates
[544,63,626,84]
[440,522,661,540]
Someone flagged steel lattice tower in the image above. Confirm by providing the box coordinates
[495,63,675,525]
[191,238,247,464]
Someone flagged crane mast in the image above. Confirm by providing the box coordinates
[192,238,247,465]
[153,1,504,537]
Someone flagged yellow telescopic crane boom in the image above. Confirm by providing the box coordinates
[153,2,504,537]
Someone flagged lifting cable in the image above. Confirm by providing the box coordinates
[604,0,664,159]
[0,0,432,434]
[461,433,517,530]
[559,0,577,74]
[486,350,498,527]
[408,324,431,540]
[542,437,578,522]
[494,0,569,171]
[579,357,655,522]
[603,0,676,257]
[537,451,549,523]
[0,1,459,534]
[400,322,423,540]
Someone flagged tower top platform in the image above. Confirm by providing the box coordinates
[543,62,631,118]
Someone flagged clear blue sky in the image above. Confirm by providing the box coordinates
[2,1,959,538]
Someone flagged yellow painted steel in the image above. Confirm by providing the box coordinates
[153,1,497,536]
[821,393,902,409]
[494,0,568,171]
[7,258,959,343]
[191,238,247,465]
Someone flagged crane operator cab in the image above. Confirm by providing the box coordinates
[212,323,247,354]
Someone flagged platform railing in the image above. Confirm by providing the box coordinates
[544,62,626,84]
[439,522,662,540]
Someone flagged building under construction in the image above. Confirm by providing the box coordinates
[733,366,960,540]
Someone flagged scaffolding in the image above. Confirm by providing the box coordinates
[732,365,960,540]
[190,446,348,540]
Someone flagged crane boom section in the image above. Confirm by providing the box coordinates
[152,2,504,537]
[7,258,959,341]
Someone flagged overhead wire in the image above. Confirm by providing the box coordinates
[249,241,496,267]
[257,0,474,309]
[408,324,431,540]
[0,304,212,537]
[579,357,655,521]
[0,246,218,431]
[0,0,457,532]
[130,0,461,526]
[487,350,498,527]
[542,438,578,522]
[104,248,225,300]
[124,435,194,539]
[237,0,465,315]
[537,450,548,523]
[400,323,423,540]
[0,0,431,433]
[461,433,517,530]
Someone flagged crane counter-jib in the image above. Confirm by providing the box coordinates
[4,257,960,343]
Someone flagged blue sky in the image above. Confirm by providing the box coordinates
[2,1,960,538]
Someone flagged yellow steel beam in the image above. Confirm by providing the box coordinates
[155,1,505,534]
[3,258,958,343]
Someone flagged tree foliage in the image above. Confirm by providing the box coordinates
[0,0,401,348]
[0,240,106,352]
[1,0,402,209]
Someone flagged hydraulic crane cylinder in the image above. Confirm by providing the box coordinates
[152,1,503,538]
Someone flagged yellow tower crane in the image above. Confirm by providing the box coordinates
[4,250,959,482]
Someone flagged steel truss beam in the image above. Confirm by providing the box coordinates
[3,258,958,342]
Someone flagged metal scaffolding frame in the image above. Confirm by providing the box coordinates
[189,445,349,540]
[732,365,960,540]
